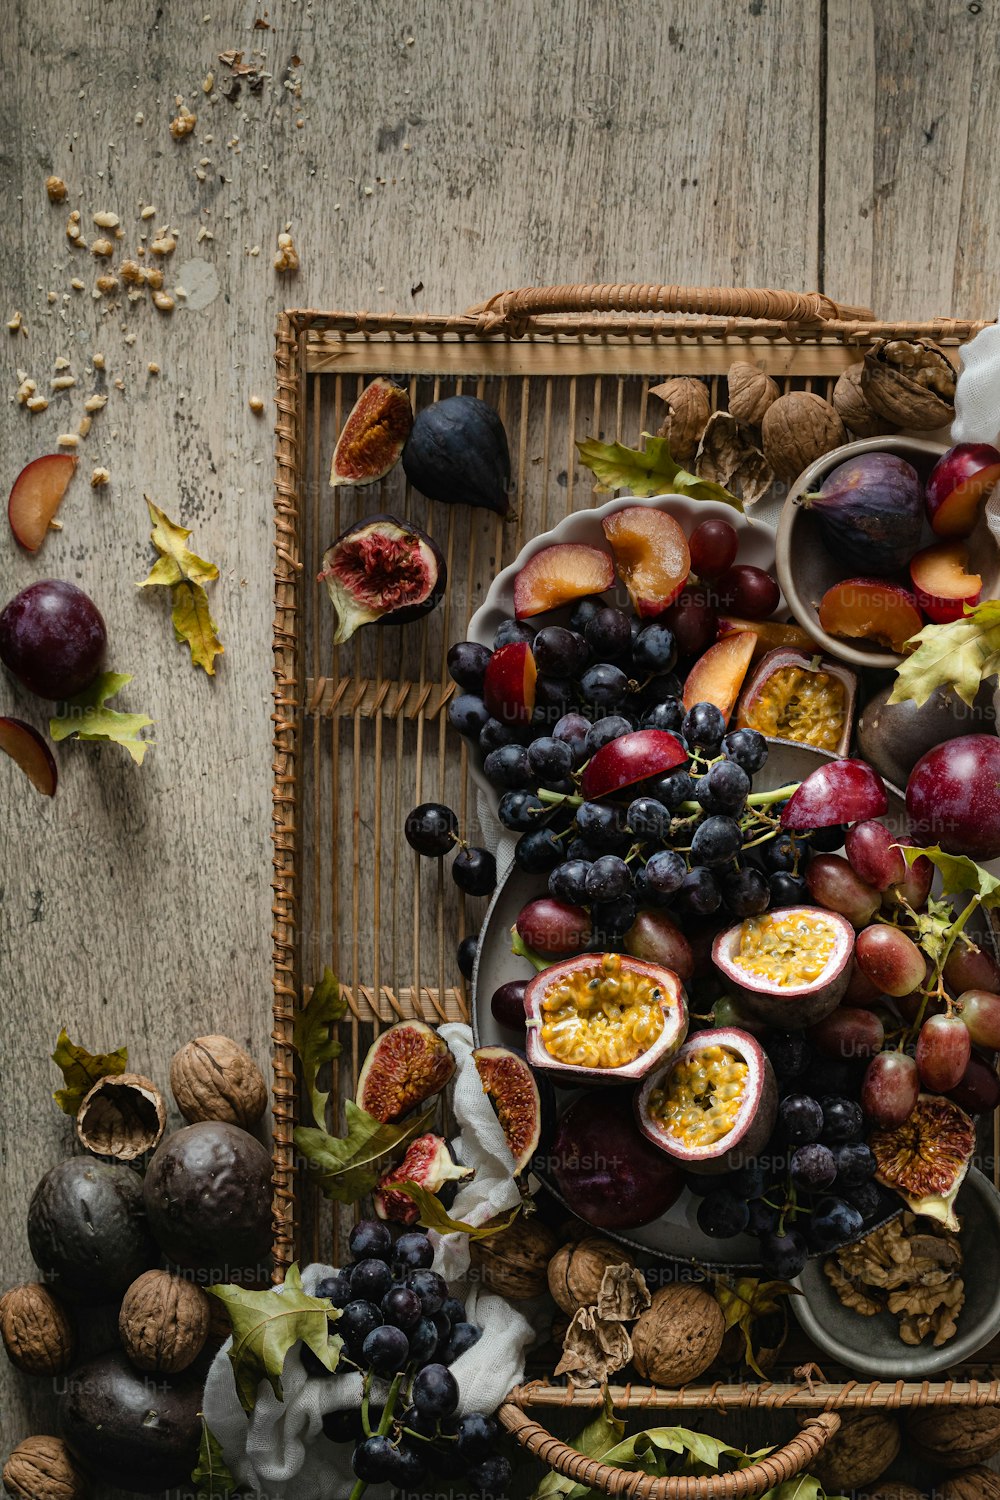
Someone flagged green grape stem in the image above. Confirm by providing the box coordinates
[349,1368,407,1500]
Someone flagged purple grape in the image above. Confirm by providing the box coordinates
[0,580,106,700]
[348,1219,392,1262]
[406,1268,448,1316]
[411,1362,459,1417]
[382,1284,423,1330]
[350,1257,393,1301]
[362,1323,410,1373]
[392,1231,434,1271]
[447,640,492,691]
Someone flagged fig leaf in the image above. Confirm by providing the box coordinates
[207,1262,341,1412]
[576,433,742,511]
[902,844,1000,906]
[291,966,346,1129]
[138,497,224,674]
[294,1098,438,1204]
[51,1027,128,1116]
[49,672,154,764]
[391,1182,519,1240]
[191,1421,235,1498]
[889,598,1000,708]
[531,1388,625,1499]
[560,1425,755,1495]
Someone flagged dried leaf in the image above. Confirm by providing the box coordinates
[138,497,223,674]
[531,1388,625,1498]
[207,1263,341,1411]
[49,672,154,764]
[576,434,742,511]
[901,844,1000,906]
[714,1276,799,1379]
[291,968,346,1129]
[889,598,1000,708]
[391,1182,518,1240]
[294,1098,438,1204]
[695,411,774,507]
[191,1422,235,1497]
[554,1306,632,1386]
[171,579,224,675]
[51,1028,128,1115]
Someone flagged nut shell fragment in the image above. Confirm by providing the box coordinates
[170,1034,268,1127]
[631,1283,724,1386]
[832,362,894,437]
[861,338,957,430]
[0,1283,74,1374]
[553,1304,632,1385]
[597,1261,651,1322]
[75,1073,166,1161]
[118,1268,210,1373]
[649,377,711,462]
[696,411,774,506]
[547,1235,633,1316]
[727,361,779,426]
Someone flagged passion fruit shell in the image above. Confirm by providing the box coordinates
[317,513,446,645]
[523,953,687,1085]
[472,1044,554,1175]
[329,377,413,487]
[551,1087,684,1231]
[736,647,857,757]
[356,1020,456,1124]
[636,1027,777,1174]
[712,907,855,1028]
[871,1093,975,1231]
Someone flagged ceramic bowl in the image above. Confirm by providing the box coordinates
[793,1167,1000,1378]
[775,435,946,670]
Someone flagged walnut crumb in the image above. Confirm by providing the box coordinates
[71,278,85,291]
[135,111,145,125]
[144,267,164,290]
[91,466,110,487]
[273,229,299,273]
[123,332,136,345]
[152,290,175,312]
[203,71,214,92]
[148,362,160,375]
[92,353,105,369]
[93,210,120,228]
[140,204,156,219]
[51,375,76,390]
[170,105,197,139]
[77,414,92,437]
[6,311,22,332]
[84,393,108,413]
[91,237,114,257]
[120,260,144,286]
[54,356,70,370]
[248,394,264,413]
[149,233,177,257]
[16,376,36,402]
[66,210,83,244]
[57,433,79,448]
[46,291,57,304]
[196,226,213,243]
[46,175,68,202]
[26,395,48,412]
[95,273,118,294]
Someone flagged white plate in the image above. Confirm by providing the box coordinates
[465,493,779,818]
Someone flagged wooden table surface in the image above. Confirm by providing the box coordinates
[3,0,999,1489]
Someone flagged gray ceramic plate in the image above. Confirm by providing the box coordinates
[793,1167,1000,1377]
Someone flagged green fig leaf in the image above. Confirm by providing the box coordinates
[901,844,1000,906]
[576,434,742,510]
[51,1028,128,1115]
[49,672,154,764]
[191,1422,236,1497]
[294,1098,438,1204]
[391,1182,519,1240]
[291,967,346,1129]
[531,1388,626,1498]
[138,497,224,674]
[889,598,1000,708]
[207,1263,341,1412]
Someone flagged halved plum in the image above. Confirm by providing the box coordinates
[681,631,756,720]
[636,1027,777,1174]
[712,907,855,1027]
[580,729,686,800]
[0,716,58,796]
[601,505,690,616]
[8,454,77,552]
[925,443,1000,538]
[818,577,924,655]
[513,543,614,619]
[780,757,888,830]
[482,640,536,726]
[909,541,981,624]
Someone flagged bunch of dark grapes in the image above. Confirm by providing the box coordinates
[307,1220,510,1494]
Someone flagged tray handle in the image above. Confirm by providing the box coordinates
[497,1403,841,1499]
[467,282,874,331]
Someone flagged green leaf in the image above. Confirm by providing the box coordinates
[51,1028,128,1115]
[191,1422,235,1498]
[291,968,346,1129]
[565,1427,751,1498]
[391,1182,520,1240]
[902,844,1000,905]
[49,672,154,764]
[576,434,742,511]
[206,1263,341,1412]
[760,1479,835,1500]
[531,1388,626,1499]
[714,1277,799,1380]
[889,598,1000,708]
[294,1098,438,1204]
[138,497,223,674]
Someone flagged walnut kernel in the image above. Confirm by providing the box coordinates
[170,1034,267,1127]
[274,229,299,273]
[631,1283,724,1386]
[0,1283,74,1374]
[119,1269,210,1373]
[170,104,197,138]
[91,467,110,488]
[45,176,68,203]
[2,1435,86,1500]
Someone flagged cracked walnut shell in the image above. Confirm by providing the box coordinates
[761,391,847,483]
[905,1405,1000,1469]
[470,1215,558,1299]
[554,1304,632,1385]
[809,1410,900,1491]
[76,1073,166,1160]
[938,1467,1000,1499]
[631,1283,724,1386]
[118,1269,210,1373]
[0,1283,73,1375]
[170,1034,267,1127]
[832,362,894,438]
[727,361,779,427]
[2,1436,87,1500]
[861,338,956,430]
[649,377,711,463]
[547,1236,633,1316]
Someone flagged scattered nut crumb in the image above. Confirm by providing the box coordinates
[7,311,22,332]
[123,332,137,345]
[48,519,63,530]
[140,204,156,219]
[54,356,70,370]
[16,376,36,402]
[196,226,213,243]
[66,211,83,245]
[93,210,120,228]
[174,285,187,299]
[46,174,68,202]
[170,104,197,139]
[273,229,299,273]
[135,111,145,125]
[148,362,160,375]
[150,232,177,256]
[195,168,207,182]
[26,395,48,412]
[46,291,57,304]
[95,273,119,294]
[57,433,78,448]
[120,260,144,285]
[113,378,125,391]
[203,71,214,92]
[91,466,110,487]
[92,352,105,369]
[77,414,92,437]
[84,393,108,413]
[144,267,164,290]
[51,375,76,390]
[71,278,85,291]
[152,290,175,313]
[91,237,114,257]
[248,394,264,413]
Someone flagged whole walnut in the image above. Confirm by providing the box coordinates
[761,390,847,483]
[470,1215,558,1299]
[0,1283,74,1375]
[650,377,711,462]
[938,1466,1000,1499]
[631,1283,724,1386]
[869,1484,925,1500]
[2,1435,87,1500]
[727,361,779,427]
[118,1269,210,1373]
[170,1034,267,1127]
[810,1411,900,1491]
[832,361,893,438]
[906,1405,1000,1469]
[547,1236,632,1316]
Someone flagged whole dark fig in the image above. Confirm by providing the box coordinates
[27,1158,156,1303]
[59,1349,202,1492]
[143,1121,272,1274]
[402,395,511,515]
[803,452,923,575]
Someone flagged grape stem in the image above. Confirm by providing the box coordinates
[675,782,800,818]
[349,1368,407,1500]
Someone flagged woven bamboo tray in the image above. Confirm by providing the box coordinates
[271,284,997,1494]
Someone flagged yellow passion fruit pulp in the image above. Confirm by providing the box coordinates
[646,1044,748,1149]
[538,953,664,1070]
[741,663,846,751]
[732,911,837,988]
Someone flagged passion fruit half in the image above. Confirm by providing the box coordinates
[356,1020,456,1124]
[636,1027,777,1175]
[736,647,857,756]
[712,906,854,1028]
[870,1093,975,1231]
[523,952,687,1084]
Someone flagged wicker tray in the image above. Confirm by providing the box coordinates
[271,284,997,1494]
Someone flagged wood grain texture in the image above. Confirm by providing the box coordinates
[0,0,996,1489]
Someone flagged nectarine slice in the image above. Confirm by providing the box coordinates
[909,541,982,624]
[682,631,756,720]
[925,443,1000,539]
[483,640,537,725]
[513,543,614,619]
[8,454,77,552]
[717,615,820,660]
[818,578,923,654]
[602,505,690,617]
[0,716,57,796]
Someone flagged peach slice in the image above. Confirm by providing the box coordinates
[909,541,982,623]
[513,543,614,619]
[8,454,77,552]
[716,615,819,660]
[818,578,924,655]
[682,630,756,720]
[0,716,57,796]
[925,443,1000,539]
[602,506,690,617]
[483,640,537,725]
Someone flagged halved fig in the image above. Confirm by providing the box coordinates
[601,505,690,616]
[780,758,888,830]
[524,952,687,1084]
[356,1021,456,1123]
[329,378,413,487]
[472,1044,553,1175]
[712,907,855,1028]
[0,716,58,796]
[717,616,819,659]
[372,1133,473,1224]
[580,729,686,801]
[483,640,536,726]
[513,543,615,620]
[402,394,511,515]
[818,577,924,655]
[736,648,857,757]
[870,1093,975,1231]
[551,1086,684,1230]
[682,631,756,720]
[8,453,77,551]
[636,1027,777,1174]
[318,514,446,645]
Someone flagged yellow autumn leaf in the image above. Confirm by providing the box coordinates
[171,579,224,675]
[138,497,219,589]
[137,497,223,674]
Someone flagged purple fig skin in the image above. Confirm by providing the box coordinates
[318,513,447,644]
[804,452,923,576]
[402,395,512,516]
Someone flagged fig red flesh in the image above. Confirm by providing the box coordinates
[318,514,445,645]
[330,377,412,487]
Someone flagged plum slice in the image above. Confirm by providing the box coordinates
[780,757,888,830]
[925,442,1000,538]
[909,541,981,624]
[317,514,445,645]
[513,543,614,619]
[483,640,536,726]
[580,728,686,800]
[0,716,57,796]
[602,505,690,616]
[8,454,77,551]
[818,577,924,655]
[329,377,412,487]
[682,630,756,720]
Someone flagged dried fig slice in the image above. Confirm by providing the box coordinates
[871,1094,975,1230]
[329,377,412,487]
[372,1132,472,1223]
[356,1021,455,1124]
[318,513,446,645]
